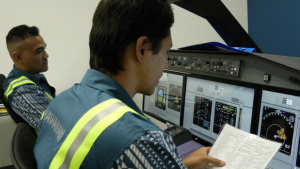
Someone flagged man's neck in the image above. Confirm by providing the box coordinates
[102,70,137,98]
[14,64,38,76]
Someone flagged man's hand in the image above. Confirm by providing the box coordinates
[182,147,226,169]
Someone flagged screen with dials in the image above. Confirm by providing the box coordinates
[168,83,182,112]
[213,102,237,134]
[143,72,184,125]
[183,77,255,144]
[259,106,295,156]
[193,96,212,131]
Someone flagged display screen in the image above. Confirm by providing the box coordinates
[168,84,182,112]
[155,85,167,110]
[193,96,212,130]
[183,77,255,144]
[259,106,295,156]
[297,143,300,167]
[213,102,237,134]
[143,73,184,125]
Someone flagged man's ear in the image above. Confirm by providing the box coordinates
[12,52,23,63]
[135,36,151,63]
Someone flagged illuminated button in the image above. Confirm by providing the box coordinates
[230,71,233,74]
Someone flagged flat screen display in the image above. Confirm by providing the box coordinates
[193,96,212,131]
[297,144,300,167]
[213,102,237,134]
[143,73,184,125]
[183,77,255,143]
[259,106,295,156]
[168,83,182,112]
[155,85,167,110]
[258,90,300,168]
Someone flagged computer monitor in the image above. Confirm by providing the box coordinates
[297,143,300,168]
[183,76,255,144]
[257,90,300,169]
[143,72,184,125]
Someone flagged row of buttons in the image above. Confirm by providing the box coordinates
[229,67,237,71]
[211,69,238,75]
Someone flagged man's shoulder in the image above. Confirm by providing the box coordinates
[4,72,30,93]
[4,70,18,86]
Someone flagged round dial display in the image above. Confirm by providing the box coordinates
[260,106,295,156]
[168,84,182,112]
[155,85,167,110]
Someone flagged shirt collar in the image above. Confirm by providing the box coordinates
[81,69,144,115]
[12,65,45,85]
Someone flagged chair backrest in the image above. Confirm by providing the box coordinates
[10,123,37,169]
[0,74,6,94]
[0,74,27,124]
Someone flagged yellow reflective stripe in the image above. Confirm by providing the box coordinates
[49,99,121,169]
[4,76,36,102]
[45,92,53,100]
[41,111,45,121]
[70,104,146,168]
[4,76,53,102]
[49,99,147,169]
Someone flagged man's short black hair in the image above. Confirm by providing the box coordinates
[89,0,174,75]
[6,25,39,45]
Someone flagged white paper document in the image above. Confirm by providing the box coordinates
[204,124,282,169]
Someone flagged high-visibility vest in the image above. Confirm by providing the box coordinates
[4,76,53,102]
[49,98,147,169]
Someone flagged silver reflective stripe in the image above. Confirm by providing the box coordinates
[59,101,125,169]
[5,77,31,96]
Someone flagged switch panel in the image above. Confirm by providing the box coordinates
[168,55,242,77]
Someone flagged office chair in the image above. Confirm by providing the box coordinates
[0,74,27,124]
[10,123,37,169]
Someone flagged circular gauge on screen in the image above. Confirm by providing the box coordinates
[157,90,164,102]
[260,106,295,156]
[155,85,167,110]
[168,84,182,112]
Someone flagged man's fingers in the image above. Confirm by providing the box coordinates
[205,156,226,167]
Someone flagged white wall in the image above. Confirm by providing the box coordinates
[133,0,248,126]
[0,0,248,167]
[0,0,248,100]
[0,0,100,95]
[0,1,100,167]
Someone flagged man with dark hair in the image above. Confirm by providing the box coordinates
[34,0,225,168]
[3,25,55,131]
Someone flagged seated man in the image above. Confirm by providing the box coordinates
[3,25,55,131]
[34,0,225,168]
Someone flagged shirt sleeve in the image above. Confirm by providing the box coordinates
[9,85,52,130]
[111,130,187,169]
